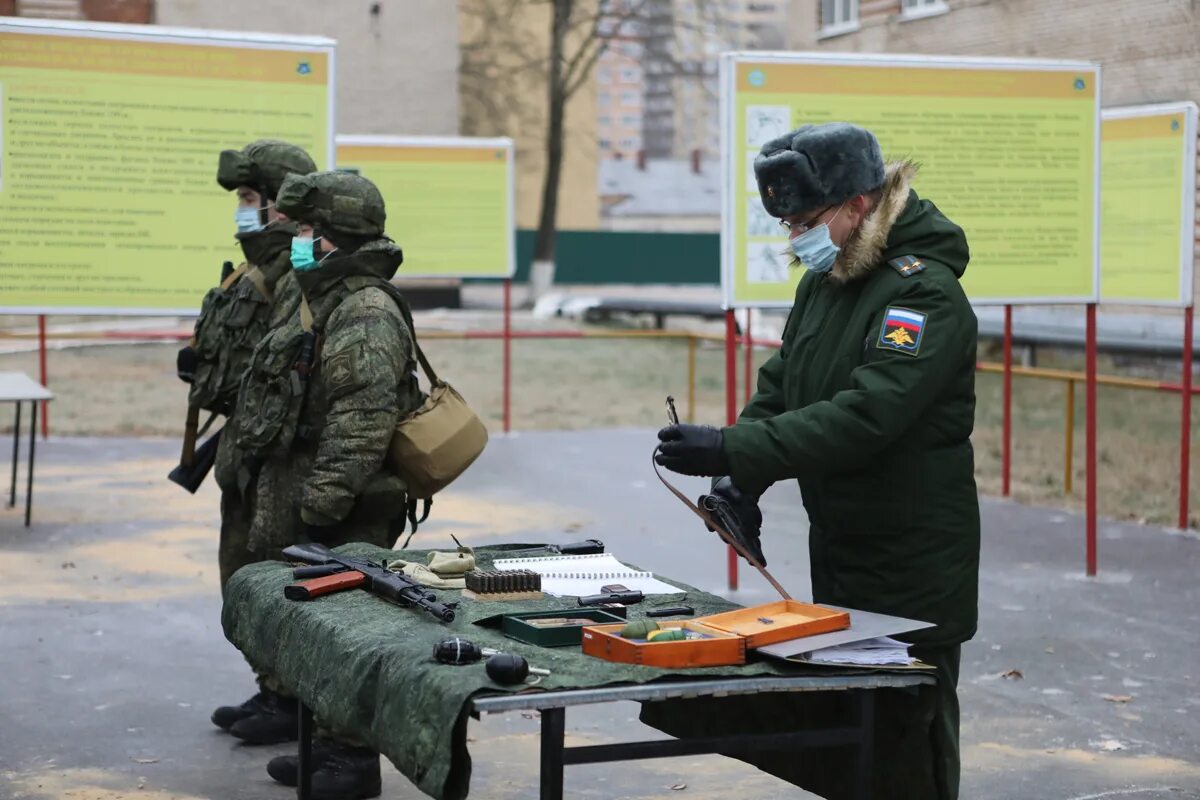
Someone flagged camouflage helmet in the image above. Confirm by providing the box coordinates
[216,139,318,200]
[274,171,386,237]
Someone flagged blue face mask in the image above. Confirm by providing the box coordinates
[235,206,264,234]
[290,236,320,271]
[787,204,845,274]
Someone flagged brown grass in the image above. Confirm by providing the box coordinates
[1,338,1196,528]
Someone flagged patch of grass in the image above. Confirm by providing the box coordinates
[2,338,1197,528]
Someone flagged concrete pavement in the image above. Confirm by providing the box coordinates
[0,432,1197,799]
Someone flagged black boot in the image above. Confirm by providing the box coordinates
[227,691,299,745]
[309,742,381,800]
[266,738,337,787]
[211,689,269,731]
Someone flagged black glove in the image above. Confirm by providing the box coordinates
[654,424,729,477]
[176,345,198,384]
[700,477,767,566]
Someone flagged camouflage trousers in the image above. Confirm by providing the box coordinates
[218,487,404,749]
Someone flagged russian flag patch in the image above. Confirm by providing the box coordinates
[877,306,927,356]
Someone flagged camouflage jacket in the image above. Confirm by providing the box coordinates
[232,240,422,551]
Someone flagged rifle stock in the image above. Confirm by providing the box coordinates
[168,428,221,494]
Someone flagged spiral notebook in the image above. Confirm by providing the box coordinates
[492,553,683,597]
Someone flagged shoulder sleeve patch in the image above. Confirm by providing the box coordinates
[876,306,927,356]
[323,347,364,398]
[888,255,926,277]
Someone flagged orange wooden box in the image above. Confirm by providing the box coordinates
[580,601,851,668]
[697,600,851,648]
[581,621,746,668]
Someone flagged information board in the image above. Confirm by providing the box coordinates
[721,53,1101,308]
[1100,103,1198,307]
[335,136,515,279]
[0,18,335,314]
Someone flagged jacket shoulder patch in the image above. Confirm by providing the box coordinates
[888,255,925,277]
[323,348,364,397]
[876,306,927,356]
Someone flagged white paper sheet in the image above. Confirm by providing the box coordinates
[492,553,684,596]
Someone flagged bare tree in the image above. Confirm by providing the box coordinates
[460,0,748,297]
[460,0,647,299]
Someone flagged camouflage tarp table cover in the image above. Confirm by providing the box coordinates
[222,543,870,799]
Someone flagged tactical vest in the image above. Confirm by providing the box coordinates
[189,263,275,415]
[232,276,420,462]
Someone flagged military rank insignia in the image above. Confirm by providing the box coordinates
[877,306,927,356]
[888,255,925,277]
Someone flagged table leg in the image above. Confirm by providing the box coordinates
[297,701,313,800]
[25,401,36,527]
[539,707,566,800]
[9,401,20,509]
[853,689,876,800]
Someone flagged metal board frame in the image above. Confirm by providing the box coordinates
[720,51,1103,309]
[0,17,337,315]
[1099,101,1199,308]
[335,134,516,279]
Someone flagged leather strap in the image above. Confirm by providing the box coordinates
[651,449,792,600]
[180,404,200,467]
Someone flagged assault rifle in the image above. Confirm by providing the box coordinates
[282,542,456,623]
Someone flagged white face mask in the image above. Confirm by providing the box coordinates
[788,203,845,273]
[235,206,263,234]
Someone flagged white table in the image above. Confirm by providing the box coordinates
[0,372,53,526]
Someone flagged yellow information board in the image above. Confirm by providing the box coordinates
[721,53,1101,307]
[0,18,334,314]
[335,136,514,279]
[1100,103,1198,307]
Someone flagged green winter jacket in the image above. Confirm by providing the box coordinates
[232,239,424,552]
[722,162,980,648]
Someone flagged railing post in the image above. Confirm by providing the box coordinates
[1064,379,1075,495]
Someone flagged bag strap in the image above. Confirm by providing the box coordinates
[218,262,273,303]
[242,266,273,303]
[352,279,440,386]
[220,262,248,291]
[299,292,315,333]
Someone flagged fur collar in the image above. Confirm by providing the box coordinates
[830,161,918,284]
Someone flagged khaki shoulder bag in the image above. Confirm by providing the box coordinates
[369,283,489,499]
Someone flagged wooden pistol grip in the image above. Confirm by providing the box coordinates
[285,570,367,600]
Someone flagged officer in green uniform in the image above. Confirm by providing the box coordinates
[176,139,315,738]
[229,170,424,798]
[654,123,979,800]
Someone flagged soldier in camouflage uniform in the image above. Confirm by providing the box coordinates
[229,171,424,798]
[175,140,316,739]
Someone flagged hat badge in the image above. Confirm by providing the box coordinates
[767,186,775,198]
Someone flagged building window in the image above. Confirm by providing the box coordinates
[619,67,640,83]
[597,68,613,84]
[900,0,949,20]
[620,137,641,150]
[598,115,613,126]
[819,0,859,37]
[621,114,640,127]
[598,92,612,107]
[620,90,639,105]
[599,139,612,150]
